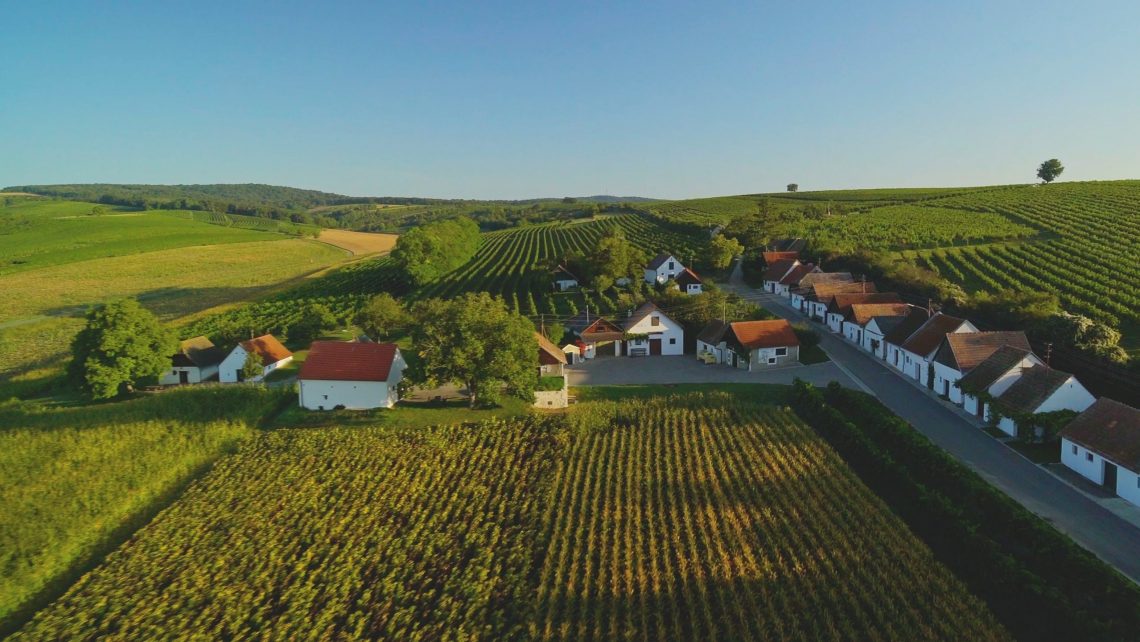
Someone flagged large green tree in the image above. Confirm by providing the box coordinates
[287,303,337,345]
[1037,158,1064,184]
[355,293,408,340]
[68,299,178,399]
[409,293,536,408]
[590,227,646,290]
[708,233,744,270]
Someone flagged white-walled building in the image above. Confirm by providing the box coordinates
[840,302,911,346]
[219,334,293,383]
[929,331,1031,403]
[790,272,854,312]
[160,336,225,385]
[724,319,800,370]
[955,346,1044,421]
[298,341,405,410]
[805,281,880,321]
[992,365,1096,437]
[622,302,684,356]
[892,313,977,387]
[552,265,579,291]
[696,319,731,364]
[825,293,903,334]
[882,308,932,370]
[1061,398,1140,507]
[761,259,800,293]
[774,263,820,297]
[645,253,684,285]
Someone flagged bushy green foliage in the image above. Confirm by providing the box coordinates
[707,232,743,269]
[1037,158,1064,184]
[0,386,285,633]
[790,380,1140,642]
[391,217,481,286]
[354,292,407,340]
[284,302,337,345]
[409,293,537,407]
[68,299,177,399]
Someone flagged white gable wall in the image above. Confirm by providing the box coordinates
[300,380,392,410]
[219,345,292,383]
[1062,438,1105,484]
[645,256,683,285]
[862,319,888,358]
[625,311,684,356]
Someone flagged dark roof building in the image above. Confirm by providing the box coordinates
[675,268,703,287]
[762,258,799,283]
[779,263,820,286]
[932,331,1031,373]
[883,307,933,346]
[1061,398,1140,472]
[172,336,225,369]
[899,313,970,357]
[994,365,1074,415]
[536,332,568,366]
[697,319,730,346]
[647,252,678,270]
[762,251,800,264]
[955,345,1035,394]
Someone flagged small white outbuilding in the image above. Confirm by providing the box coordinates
[219,334,293,383]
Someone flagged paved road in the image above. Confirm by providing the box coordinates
[724,259,1140,584]
[566,354,857,388]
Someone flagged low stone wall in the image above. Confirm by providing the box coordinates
[534,387,568,409]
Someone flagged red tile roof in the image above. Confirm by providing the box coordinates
[580,317,625,343]
[798,272,853,288]
[675,268,703,286]
[955,345,1035,393]
[828,292,903,315]
[762,259,799,283]
[240,334,293,366]
[779,263,820,286]
[900,313,969,358]
[762,251,800,264]
[1061,398,1140,471]
[299,341,400,382]
[807,281,878,303]
[729,320,800,350]
[846,303,913,326]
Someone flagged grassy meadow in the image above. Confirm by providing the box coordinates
[0,385,291,634]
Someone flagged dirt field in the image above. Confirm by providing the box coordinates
[318,229,399,255]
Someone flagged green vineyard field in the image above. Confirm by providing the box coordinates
[10,394,1009,641]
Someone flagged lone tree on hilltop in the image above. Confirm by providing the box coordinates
[68,299,177,399]
[1036,158,1064,184]
[787,183,798,192]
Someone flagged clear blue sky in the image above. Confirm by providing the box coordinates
[2,1,1138,199]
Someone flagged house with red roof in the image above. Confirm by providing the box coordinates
[298,341,406,410]
[724,319,800,370]
[891,313,977,387]
[774,262,821,297]
[219,334,293,383]
[930,331,1032,403]
[674,268,704,295]
[761,258,800,293]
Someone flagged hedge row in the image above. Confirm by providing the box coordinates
[789,379,1140,642]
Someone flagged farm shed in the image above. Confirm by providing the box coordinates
[219,334,293,383]
[992,365,1095,437]
[298,341,405,410]
[930,331,1031,404]
[536,331,568,376]
[725,319,800,370]
[696,319,731,364]
[161,336,225,385]
[1060,398,1140,507]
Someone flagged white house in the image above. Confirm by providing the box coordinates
[552,265,579,291]
[841,302,911,346]
[929,331,1031,403]
[1060,398,1140,507]
[645,253,684,285]
[674,268,704,295]
[955,346,1044,420]
[298,341,405,410]
[774,263,821,297]
[825,293,902,334]
[805,281,879,321]
[893,313,976,386]
[696,319,730,364]
[790,272,853,312]
[219,334,293,383]
[761,259,799,293]
[860,307,920,359]
[161,336,225,385]
[622,302,683,356]
[573,316,626,358]
[883,308,932,370]
[724,319,800,370]
[992,365,1096,437]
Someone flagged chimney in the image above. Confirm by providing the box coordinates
[1044,342,1053,368]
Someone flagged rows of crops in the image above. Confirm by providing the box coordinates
[13,419,559,641]
[797,205,1036,253]
[531,394,1008,641]
[413,214,703,314]
[182,255,407,339]
[909,183,1140,330]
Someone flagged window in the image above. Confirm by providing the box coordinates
[323,395,328,400]
[651,316,660,327]
[1087,452,1094,462]
[1072,445,1078,455]
[767,357,777,364]
[668,261,675,269]
[669,338,676,345]
[775,347,787,357]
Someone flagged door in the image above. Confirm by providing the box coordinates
[1104,462,1118,491]
[650,338,662,355]
[178,370,189,384]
